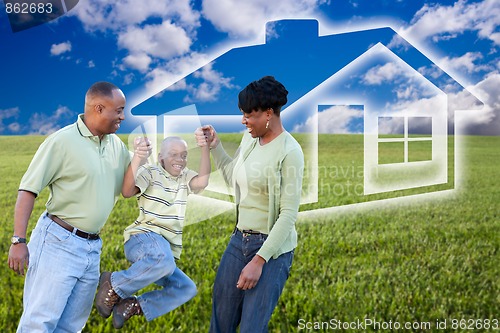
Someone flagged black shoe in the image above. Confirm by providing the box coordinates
[112,297,142,329]
[95,272,120,318]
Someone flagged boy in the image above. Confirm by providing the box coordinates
[95,135,210,329]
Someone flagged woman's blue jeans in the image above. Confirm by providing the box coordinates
[110,232,197,321]
[209,229,294,333]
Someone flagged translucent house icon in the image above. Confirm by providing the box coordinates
[130,19,483,216]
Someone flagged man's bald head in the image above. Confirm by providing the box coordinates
[85,81,120,105]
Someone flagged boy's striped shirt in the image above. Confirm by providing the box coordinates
[123,163,197,259]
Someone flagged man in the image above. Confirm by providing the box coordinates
[7,81,151,333]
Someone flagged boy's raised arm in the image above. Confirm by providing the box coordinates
[189,144,211,193]
[122,137,151,198]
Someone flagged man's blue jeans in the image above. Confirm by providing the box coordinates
[209,229,294,333]
[110,232,197,321]
[18,212,102,333]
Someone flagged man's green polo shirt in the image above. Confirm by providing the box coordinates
[19,114,131,233]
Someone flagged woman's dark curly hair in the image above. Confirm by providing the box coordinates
[238,76,288,116]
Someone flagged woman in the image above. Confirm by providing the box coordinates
[195,76,304,333]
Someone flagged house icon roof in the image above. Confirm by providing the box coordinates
[131,19,483,215]
[133,19,483,122]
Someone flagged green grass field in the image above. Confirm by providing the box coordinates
[0,134,498,332]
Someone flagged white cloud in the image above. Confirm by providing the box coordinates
[87,60,95,68]
[118,21,192,60]
[71,0,199,33]
[54,105,72,118]
[0,106,79,134]
[374,72,500,135]
[145,68,179,96]
[135,58,237,107]
[490,32,500,45]
[184,62,237,103]
[400,0,500,46]
[289,72,499,136]
[123,73,135,86]
[417,64,443,81]
[50,41,72,56]
[293,105,363,134]
[143,52,212,98]
[383,95,448,135]
[123,53,152,73]
[202,0,327,38]
[68,0,201,77]
[362,62,401,85]
[0,107,19,119]
[439,52,491,74]
[28,105,75,135]
[0,107,20,133]
[361,61,432,101]
[8,123,21,133]
[166,79,188,92]
[360,58,440,102]
[459,72,500,135]
[377,116,403,135]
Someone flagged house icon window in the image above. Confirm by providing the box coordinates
[378,116,433,165]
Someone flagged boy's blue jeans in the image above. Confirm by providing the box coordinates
[110,232,197,321]
[209,229,294,333]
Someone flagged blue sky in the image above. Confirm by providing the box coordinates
[0,0,498,136]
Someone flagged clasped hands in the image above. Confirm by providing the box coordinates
[133,137,153,161]
[194,125,219,149]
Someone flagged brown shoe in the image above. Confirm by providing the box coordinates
[112,297,142,329]
[95,272,120,318]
